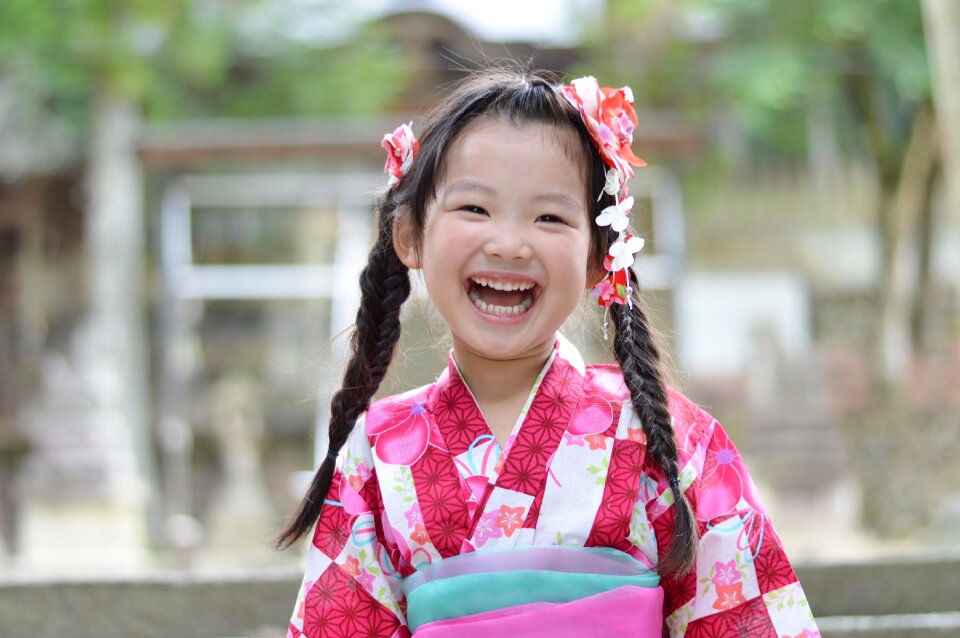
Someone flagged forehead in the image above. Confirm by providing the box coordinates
[451,116,584,164]
[440,117,588,201]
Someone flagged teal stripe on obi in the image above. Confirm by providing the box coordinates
[402,546,660,632]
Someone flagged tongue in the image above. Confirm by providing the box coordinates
[477,286,527,307]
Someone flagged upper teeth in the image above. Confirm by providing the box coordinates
[471,277,534,291]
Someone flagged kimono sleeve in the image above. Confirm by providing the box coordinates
[652,398,820,638]
[288,416,409,638]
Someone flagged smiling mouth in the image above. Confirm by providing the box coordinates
[467,276,536,317]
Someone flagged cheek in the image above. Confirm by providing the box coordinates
[423,216,471,261]
[419,216,482,291]
[573,232,596,279]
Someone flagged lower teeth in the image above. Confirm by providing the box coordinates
[468,290,532,316]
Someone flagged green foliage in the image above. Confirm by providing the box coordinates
[0,0,410,136]
[147,21,408,120]
[581,0,930,158]
[699,0,930,154]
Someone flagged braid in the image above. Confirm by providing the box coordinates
[611,270,698,578]
[274,198,411,550]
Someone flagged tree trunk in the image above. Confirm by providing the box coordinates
[924,0,960,346]
[843,67,919,387]
[924,0,960,224]
[877,103,938,386]
[911,154,940,351]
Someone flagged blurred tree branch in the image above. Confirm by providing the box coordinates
[923,0,960,267]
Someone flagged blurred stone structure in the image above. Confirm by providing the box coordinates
[0,79,152,568]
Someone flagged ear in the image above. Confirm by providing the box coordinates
[392,209,420,269]
[585,261,605,291]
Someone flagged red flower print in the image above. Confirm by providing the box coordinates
[495,505,525,537]
[568,396,614,436]
[410,523,429,545]
[343,555,361,578]
[712,559,741,586]
[713,582,747,611]
[627,427,646,444]
[697,426,766,522]
[367,397,436,465]
[584,434,608,450]
[785,630,821,638]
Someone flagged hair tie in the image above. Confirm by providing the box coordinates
[325,448,339,463]
[669,475,680,489]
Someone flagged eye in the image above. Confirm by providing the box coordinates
[537,214,568,224]
[460,205,488,216]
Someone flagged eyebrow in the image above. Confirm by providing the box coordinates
[532,192,583,211]
[444,179,582,211]
[444,179,495,196]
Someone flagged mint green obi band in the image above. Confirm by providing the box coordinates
[401,546,661,632]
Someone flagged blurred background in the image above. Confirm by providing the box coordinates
[1,0,959,635]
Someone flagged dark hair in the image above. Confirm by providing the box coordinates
[274,69,697,578]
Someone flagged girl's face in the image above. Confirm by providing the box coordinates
[398,117,596,365]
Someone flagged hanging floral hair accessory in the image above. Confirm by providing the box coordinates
[382,122,419,186]
[561,77,646,312]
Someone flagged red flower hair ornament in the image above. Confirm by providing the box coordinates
[382,122,419,187]
[561,76,647,310]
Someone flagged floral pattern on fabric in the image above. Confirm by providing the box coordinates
[288,336,817,637]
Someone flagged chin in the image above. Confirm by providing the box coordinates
[454,329,556,362]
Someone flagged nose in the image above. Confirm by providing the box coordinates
[482,221,532,261]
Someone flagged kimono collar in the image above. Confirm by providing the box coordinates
[445,333,587,390]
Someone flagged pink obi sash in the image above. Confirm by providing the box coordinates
[402,546,664,637]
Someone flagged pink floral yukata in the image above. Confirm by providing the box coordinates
[288,336,819,638]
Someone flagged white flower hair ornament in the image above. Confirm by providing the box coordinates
[561,76,647,309]
[382,122,419,186]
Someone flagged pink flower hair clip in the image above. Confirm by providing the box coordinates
[561,76,647,312]
[382,122,420,187]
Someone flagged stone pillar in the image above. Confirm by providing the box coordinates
[18,89,152,570]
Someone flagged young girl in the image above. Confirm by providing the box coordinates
[277,70,819,638]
